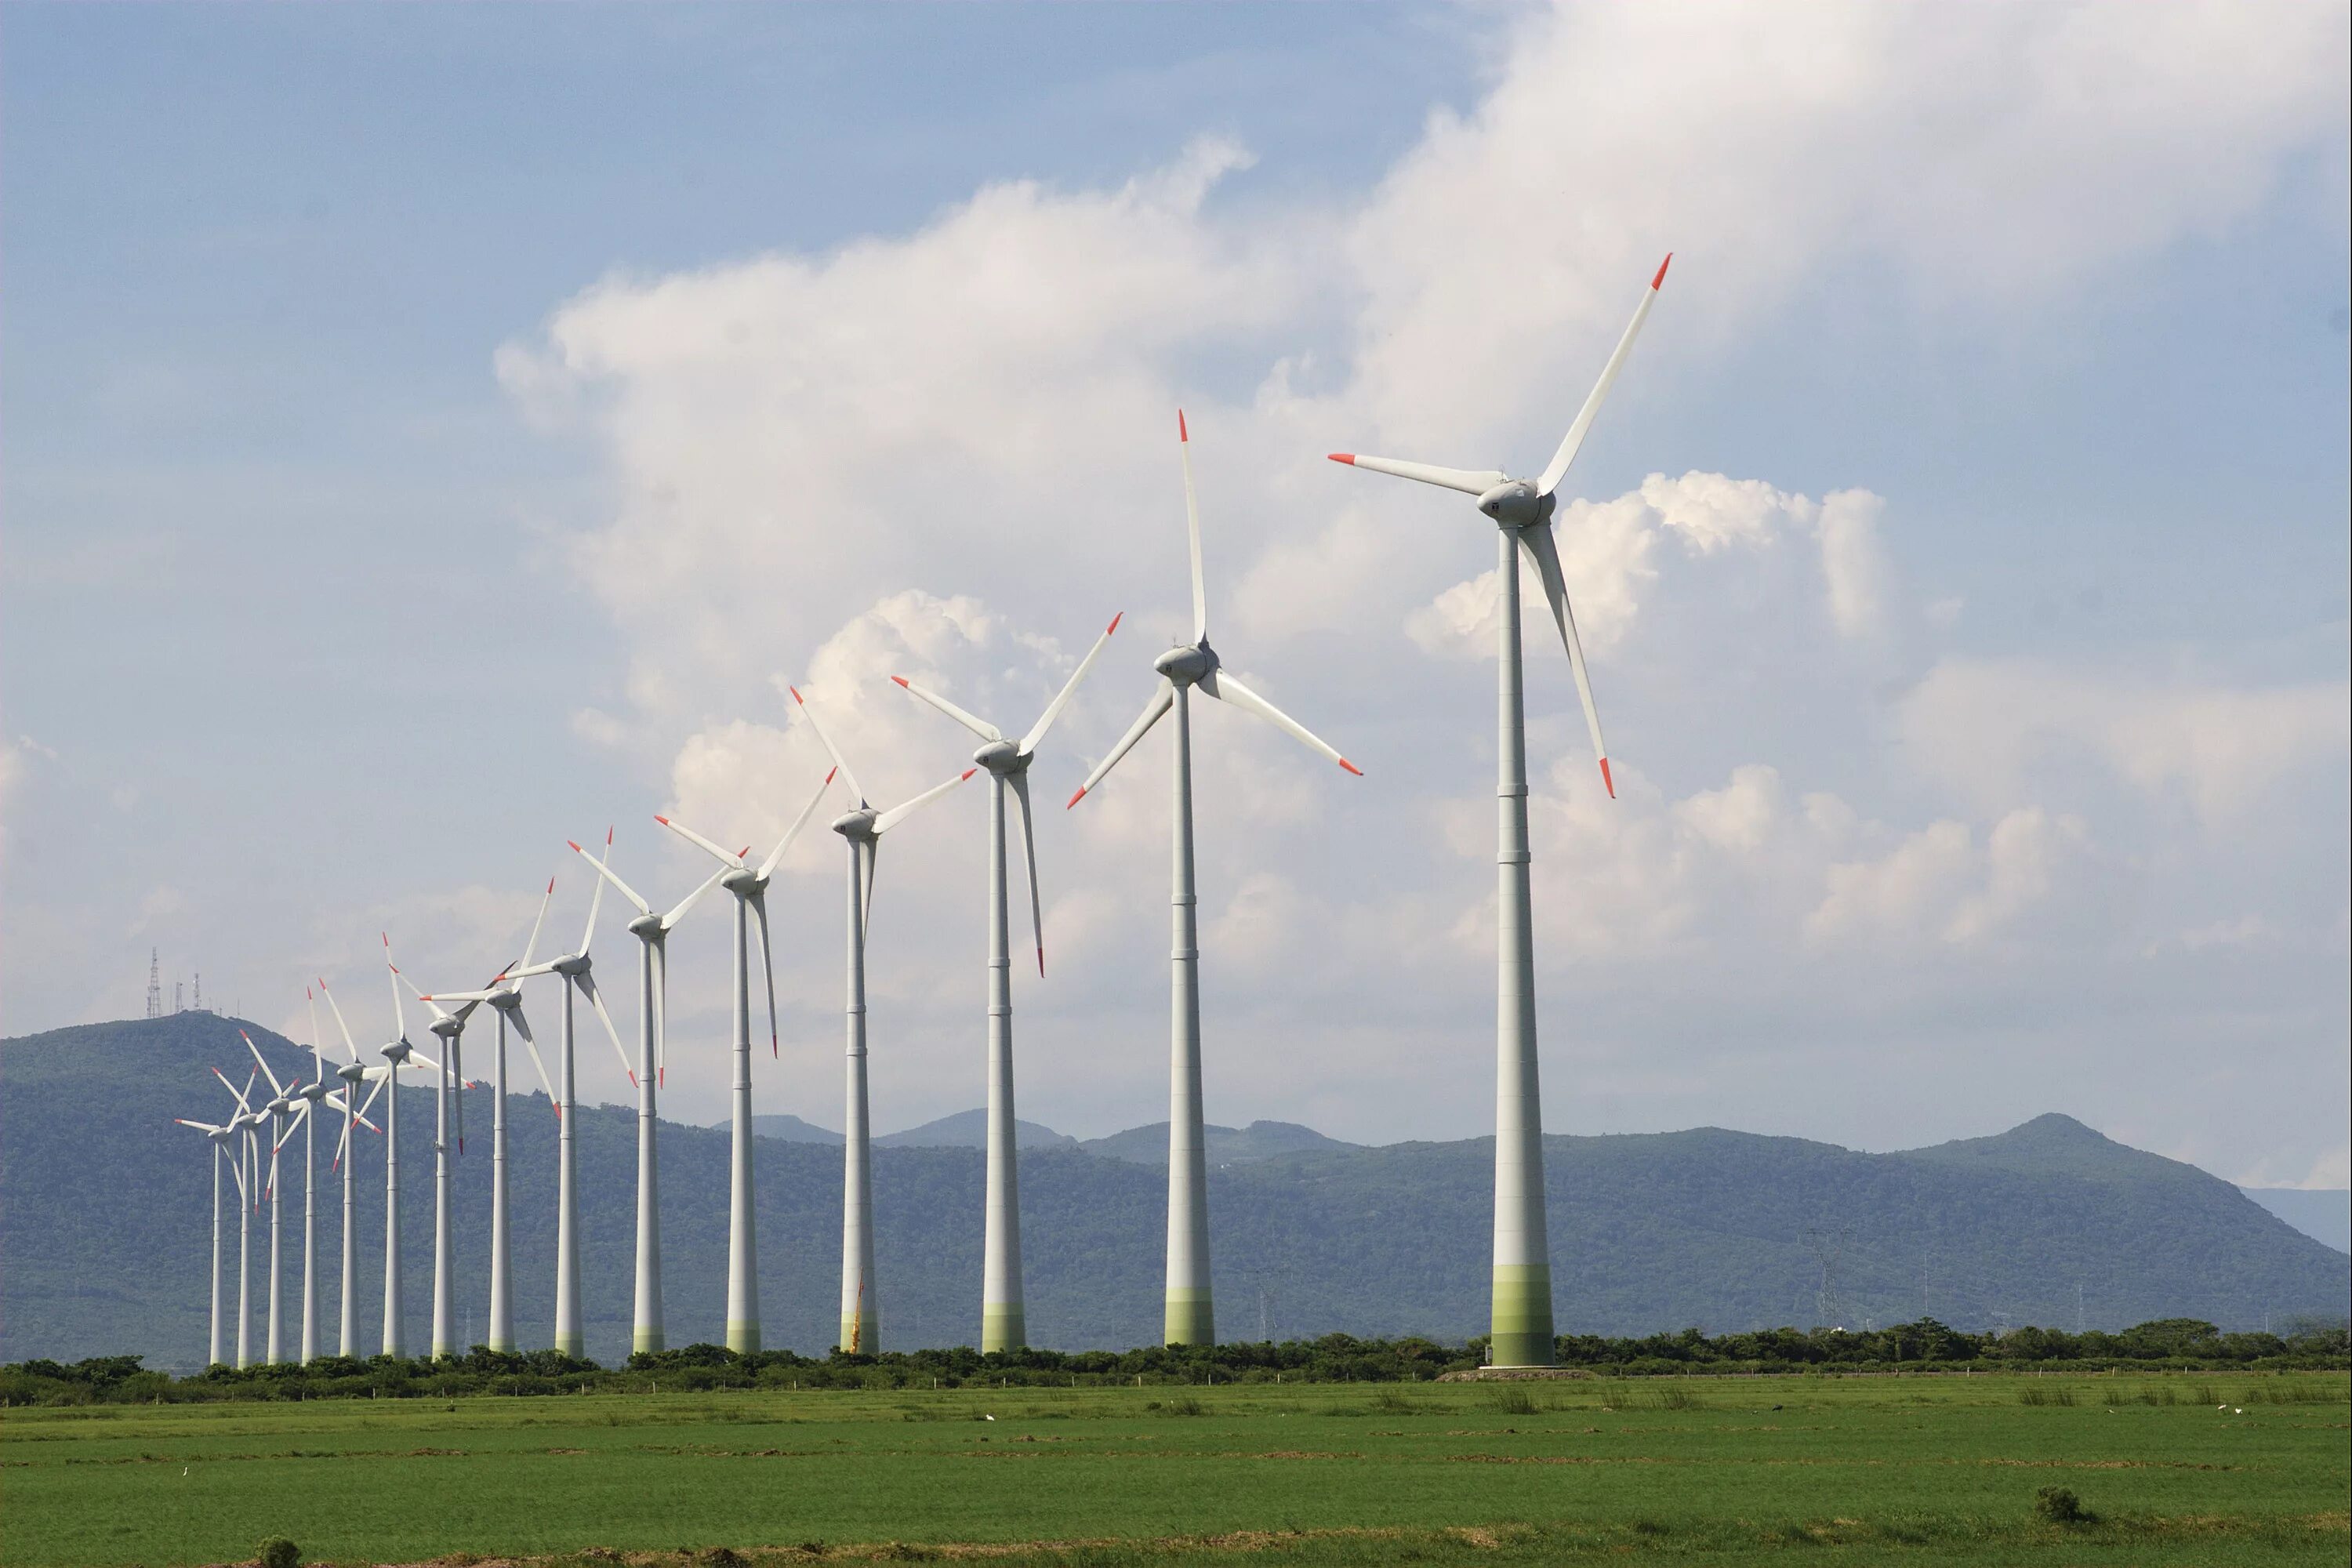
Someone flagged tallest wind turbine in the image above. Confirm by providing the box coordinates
[1069,412,1361,1348]
[1328,256,1670,1367]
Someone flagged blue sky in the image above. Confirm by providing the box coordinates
[5,2,2346,1191]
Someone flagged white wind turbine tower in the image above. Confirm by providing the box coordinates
[173,1113,240,1367]
[314,978,389,1356]
[894,615,1122,1352]
[658,767,843,1353]
[790,691,974,1354]
[569,832,741,1355]
[260,996,362,1363]
[1327,256,1669,1367]
[1069,411,1362,1348]
[320,959,443,1358]
[420,880,557,1354]
[393,958,495,1360]
[503,862,626,1359]
[241,1037,298,1363]
[207,1067,264,1367]
[787,684,978,1353]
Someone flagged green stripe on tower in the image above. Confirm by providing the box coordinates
[725,1321,761,1354]
[1490,1263,1555,1367]
[633,1328,665,1355]
[981,1306,1026,1354]
[1164,1288,1214,1348]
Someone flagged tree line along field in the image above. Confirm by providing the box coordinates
[6,1374,2345,1567]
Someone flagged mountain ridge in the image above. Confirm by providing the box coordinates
[5,1014,2343,1368]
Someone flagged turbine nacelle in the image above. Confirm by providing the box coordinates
[335,1062,367,1086]
[550,952,593,979]
[1476,481,1552,529]
[382,1038,413,1066]
[971,738,1025,775]
[625,911,664,940]
[428,1017,463,1042]
[1153,644,1216,685]
[297,1081,328,1103]
[718,866,767,896]
[830,808,880,842]
[485,989,525,1016]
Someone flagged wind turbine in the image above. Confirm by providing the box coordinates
[894,614,1121,1352]
[238,1036,298,1363]
[419,880,557,1354]
[207,1066,262,1367]
[1326,256,1669,1366]
[253,1009,368,1363]
[657,767,840,1354]
[314,978,390,1357]
[320,957,442,1358]
[787,684,975,1354]
[569,832,742,1355]
[393,956,494,1360]
[504,861,625,1359]
[174,1113,239,1367]
[1069,412,1361,1348]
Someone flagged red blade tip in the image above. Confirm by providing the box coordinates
[789,686,805,703]
[654,815,670,826]
[891,675,909,688]
[1339,758,1363,777]
[1599,757,1616,798]
[566,840,582,852]
[1065,786,1087,809]
[826,766,837,782]
[1327,453,1356,466]
[1178,409,1188,441]
[1652,253,1671,290]
[1036,947,1045,978]
[1106,611,1123,634]
[961,768,978,781]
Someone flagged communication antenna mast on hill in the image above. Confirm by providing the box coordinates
[146,949,162,1018]
[173,978,184,1014]
[193,973,204,1013]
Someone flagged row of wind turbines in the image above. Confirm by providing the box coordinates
[179,256,1671,1371]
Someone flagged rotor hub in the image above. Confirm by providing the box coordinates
[382,1039,413,1065]
[626,913,663,938]
[831,808,879,842]
[973,739,1023,774]
[1476,480,1552,529]
[335,1062,366,1084]
[1154,643,1215,685]
[430,1018,462,1040]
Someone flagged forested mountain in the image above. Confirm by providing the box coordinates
[5,1014,2343,1369]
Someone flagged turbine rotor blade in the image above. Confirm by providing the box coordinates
[750,889,780,1059]
[752,768,840,884]
[382,934,408,1044]
[662,862,733,931]
[858,837,878,932]
[506,1000,537,1048]
[873,768,977,836]
[1179,409,1208,641]
[575,970,633,1086]
[1517,524,1613,797]
[572,838,652,918]
[892,676,1000,743]
[1197,668,1361,776]
[316,980,361,1062]
[1324,454,1508,495]
[1537,254,1669,499]
[576,831,612,957]
[241,1031,288,1098]
[652,940,669,1088]
[1069,679,1174,805]
[1007,770,1045,976]
[1019,612,1121,757]
[655,814,747,871]
[789,686,866,808]
[518,877,556,972]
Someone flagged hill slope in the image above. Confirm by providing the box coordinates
[4,1014,2343,1367]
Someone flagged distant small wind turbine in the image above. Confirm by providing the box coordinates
[659,766,843,1354]
[894,611,1121,1351]
[790,684,975,1354]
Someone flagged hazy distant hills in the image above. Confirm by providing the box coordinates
[5,1014,2345,1369]
[747,1109,1356,1165]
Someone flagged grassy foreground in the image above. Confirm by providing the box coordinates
[5,1374,2345,1566]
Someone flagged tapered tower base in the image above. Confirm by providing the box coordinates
[634,1329,665,1355]
[728,1323,761,1354]
[1489,1264,1556,1368]
[1163,1292,1214,1348]
[981,1306,1025,1354]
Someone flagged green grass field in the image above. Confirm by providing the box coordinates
[5,1375,2345,1566]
